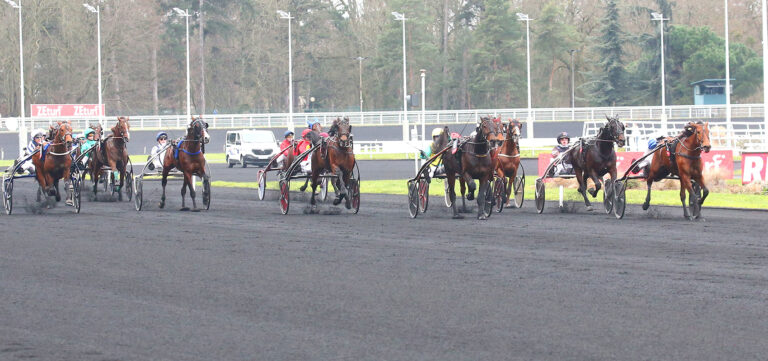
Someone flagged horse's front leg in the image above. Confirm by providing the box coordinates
[587,169,602,198]
[108,159,119,194]
[447,172,462,219]
[574,168,592,211]
[179,172,191,211]
[679,175,692,219]
[693,172,709,205]
[159,166,170,209]
[476,176,489,220]
[309,171,319,212]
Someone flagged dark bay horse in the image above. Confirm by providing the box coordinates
[91,116,131,200]
[160,116,211,211]
[441,117,496,219]
[571,115,625,211]
[495,119,523,206]
[456,116,502,210]
[643,121,711,219]
[32,121,74,201]
[308,117,355,211]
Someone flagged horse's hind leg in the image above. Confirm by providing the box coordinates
[299,176,310,192]
[694,172,709,205]
[179,173,192,211]
[53,178,61,202]
[189,174,198,211]
[679,176,692,219]
[642,178,653,211]
[447,173,462,219]
[574,168,593,211]
[476,178,489,220]
[587,169,601,198]
[159,167,170,209]
[309,172,319,212]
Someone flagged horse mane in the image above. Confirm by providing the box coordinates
[328,119,339,137]
[433,126,450,152]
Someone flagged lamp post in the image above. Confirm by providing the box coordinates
[83,2,103,126]
[173,7,192,121]
[4,0,25,157]
[724,0,733,148]
[651,12,668,133]
[277,10,294,132]
[353,56,366,123]
[392,11,408,142]
[568,49,578,118]
[763,0,768,146]
[420,69,426,151]
[517,12,533,140]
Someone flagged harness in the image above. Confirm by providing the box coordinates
[174,139,203,160]
[664,135,701,176]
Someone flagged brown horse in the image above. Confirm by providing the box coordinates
[442,117,496,219]
[495,119,523,206]
[91,117,131,200]
[308,117,355,211]
[571,115,625,211]
[32,121,74,202]
[643,121,711,219]
[456,116,502,211]
[160,116,211,211]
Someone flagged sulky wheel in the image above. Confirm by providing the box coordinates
[513,173,525,209]
[256,169,266,200]
[443,179,452,207]
[125,171,134,202]
[134,176,143,211]
[689,181,702,220]
[279,178,290,215]
[407,180,419,218]
[603,179,614,214]
[72,175,82,214]
[481,180,494,218]
[203,176,211,210]
[494,177,505,213]
[320,176,329,202]
[418,178,429,213]
[350,178,360,214]
[535,178,546,214]
[613,180,626,219]
[2,177,12,215]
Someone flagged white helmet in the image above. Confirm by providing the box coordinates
[33,128,46,138]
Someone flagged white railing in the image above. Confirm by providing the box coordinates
[583,120,767,151]
[1,103,766,133]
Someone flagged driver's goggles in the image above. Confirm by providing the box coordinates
[158,136,167,140]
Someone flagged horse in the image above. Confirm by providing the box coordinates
[643,121,711,219]
[571,115,625,211]
[495,119,523,206]
[159,116,211,211]
[455,116,502,211]
[307,117,356,211]
[440,116,496,219]
[32,121,74,202]
[90,116,131,200]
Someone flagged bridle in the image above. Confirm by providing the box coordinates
[498,122,522,158]
[463,118,494,157]
[46,123,76,156]
[595,117,625,146]
[329,119,353,151]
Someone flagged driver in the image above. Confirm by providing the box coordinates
[296,129,313,173]
[551,132,574,175]
[420,127,446,178]
[78,128,98,168]
[15,129,46,174]
[148,131,168,171]
[274,130,295,170]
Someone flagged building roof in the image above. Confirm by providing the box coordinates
[690,78,735,86]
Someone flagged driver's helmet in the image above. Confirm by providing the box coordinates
[83,128,95,138]
[156,131,168,141]
[307,118,321,129]
[301,128,312,138]
[33,129,46,139]
[284,130,295,138]
[431,128,443,138]
[556,132,570,142]
[647,138,658,150]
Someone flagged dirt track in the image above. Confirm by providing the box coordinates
[1,184,767,360]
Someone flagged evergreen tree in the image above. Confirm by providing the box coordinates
[588,0,628,106]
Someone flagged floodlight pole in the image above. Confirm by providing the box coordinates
[5,0,25,157]
[278,10,294,132]
[762,0,768,146]
[518,13,533,140]
[724,0,733,148]
[652,12,668,133]
[393,12,408,142]
[84,3,103,125]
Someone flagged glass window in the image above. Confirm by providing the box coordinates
[241,132,275,143]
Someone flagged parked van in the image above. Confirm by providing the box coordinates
[225,130,279,168]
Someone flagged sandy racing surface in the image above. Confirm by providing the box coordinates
[1,184,767,360]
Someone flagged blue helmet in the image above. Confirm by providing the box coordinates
[307,118,321,129]
[156,131,168,141]
[284,130,294,138]
[647,138,658,150]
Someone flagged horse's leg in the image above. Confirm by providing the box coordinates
[587,168,602,198]
[179,172,190,211]
[574,168,592,211]
[506,167,516,206]
[108,158,119,199]
[642,178,653,210]
[679,174,692,219]
[447,172,462,219]
[459,177,468,212]
[309,171,319,212]
[117,161,126,201]
[343,168,352,209]
[464,174,476,201]
[477,177,488,220]
[332,166,349,208]
[53,178,61,202]
[159,166,170,209]
[188,172,198,210]
[694,172,709,205]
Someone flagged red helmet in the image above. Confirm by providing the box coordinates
[320,132,329,137]
[301,129,312,138]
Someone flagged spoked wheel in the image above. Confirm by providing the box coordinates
[134,176,143,211]
[407,180,419,218]
[256,169,266,200]
[513,172,525,209]
[443,178,452,207]
[320,176,329,202]
[535,178,546,214]
[603,179,614,214]
[482,181,494,218]
[613,180,626,219]
[2,177,12,215]
[279,178,290,215]
[125,171,134,202]
[418,178,429,213]
[349,178,360,214]
[689,181,702,220]
[493,177,505,213]
[71,175,82,214]
[203,176,212,210]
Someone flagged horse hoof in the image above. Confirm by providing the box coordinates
[180,207,190,211]
[642,203,650,211]
[467,194,475,201]
[159,202,165,209]
[452,214,464,219]
[299,185,307,192]
[585,205,594,212]
[332,198,342,206]
[191,208,201,213]
[477,214,487,220]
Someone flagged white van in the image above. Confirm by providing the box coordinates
[225,130,279,168]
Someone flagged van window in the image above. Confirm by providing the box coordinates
[241,132,275,143]
[227,133,237,144]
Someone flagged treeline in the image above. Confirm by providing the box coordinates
[0,0,764,116]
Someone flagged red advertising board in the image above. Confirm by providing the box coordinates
[30,104,104,117]
[538,150,734,179]
[742,152,768,185]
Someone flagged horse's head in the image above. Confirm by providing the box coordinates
[603,114,625,147]
[476,116,496,143]
[433,126,450,149]
[112,116,131,142]
[506,118,522,143]
[330,117,352,147]
[50,121,74,144]
[684,121,711,153]
[187,116,210,144]
[90,124,103,141]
